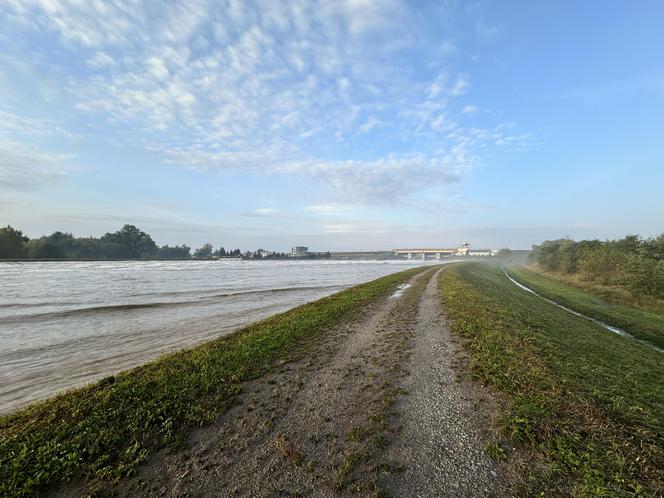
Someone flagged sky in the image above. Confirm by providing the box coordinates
[1,1,663,251]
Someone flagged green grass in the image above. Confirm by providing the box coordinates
[508,266,664,349]
[0,266,428,497]
[440,263,663,497]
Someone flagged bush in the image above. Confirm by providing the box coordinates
[529,234,664,300]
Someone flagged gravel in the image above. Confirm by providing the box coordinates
[381,268,510,497]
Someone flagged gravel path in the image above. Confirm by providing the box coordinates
[381,268,509,497]
[66,267,513,497]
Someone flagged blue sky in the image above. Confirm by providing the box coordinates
[1,1,663,251]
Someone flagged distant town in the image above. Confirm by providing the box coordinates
[0,224,512,261]
[228,243,499,261]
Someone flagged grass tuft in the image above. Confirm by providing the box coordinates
[485,441,507,461]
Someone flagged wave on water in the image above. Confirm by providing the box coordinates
[0,301,81,309]
[0,284,345,324]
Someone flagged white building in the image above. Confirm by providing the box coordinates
[468,249,493,256]
[455,242,470,256]
[291,246,308,257]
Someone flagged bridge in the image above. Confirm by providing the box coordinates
[393,246,466,260]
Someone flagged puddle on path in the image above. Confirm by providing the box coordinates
[391,283,412,299]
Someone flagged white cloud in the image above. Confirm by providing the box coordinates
[254,208,278,215]
[427,73,448,99]
[451,75,470,96]
[86,52,115,68]
[337,77,352,92]
[1,1,532,206]
[280,153,470,204]
[304,204,352,215]
[146,57,169,79]
[0,140,71,190]
[359,116,382,133]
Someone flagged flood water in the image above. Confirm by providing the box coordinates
[0,259,435,414]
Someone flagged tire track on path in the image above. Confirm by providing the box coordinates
[381,267,510,497]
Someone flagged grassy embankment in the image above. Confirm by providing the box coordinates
[440,263,663,496]
[522,265,664,309]
[508,266,664,349]
[0,266,428,497]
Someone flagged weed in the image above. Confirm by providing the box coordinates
[485,441,507,461]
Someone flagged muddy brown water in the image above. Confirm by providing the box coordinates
[0,259,445,414]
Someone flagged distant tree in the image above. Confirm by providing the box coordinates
[530,233,664,300]
[71,237,102,258]
[215,247,227,258]
[158,245,192,259]
[26,238,65,259]
[99,225,157,259]
[0,225,29,258]
[193,243,214,259]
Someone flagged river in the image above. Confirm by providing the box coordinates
[0,259,436,414]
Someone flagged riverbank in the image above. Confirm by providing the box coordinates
[440,263,663,495]
[0,267,431,497]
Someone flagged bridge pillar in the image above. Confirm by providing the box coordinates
[435,252,441,260]
[407,252,413,259]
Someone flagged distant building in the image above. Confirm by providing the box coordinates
[257,250,273,258]
[455,242,470,256]
[468,249,493,256]
[291,246,308,257]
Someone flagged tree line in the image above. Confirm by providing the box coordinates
[191,243,242,259]
[529,234,664,299]
[0,225,241,261]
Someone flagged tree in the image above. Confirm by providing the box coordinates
[530,233,664,300]
[0,225,29,258]
[158,245,192,259]
[193,243,214,259]
[26,238,65,259]
[71,237,102,259]
[99,225,157,259]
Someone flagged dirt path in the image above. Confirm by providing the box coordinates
[380,267,509,497]
[98,267,511,497]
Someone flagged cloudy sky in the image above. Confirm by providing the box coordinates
[1,1,663,251]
